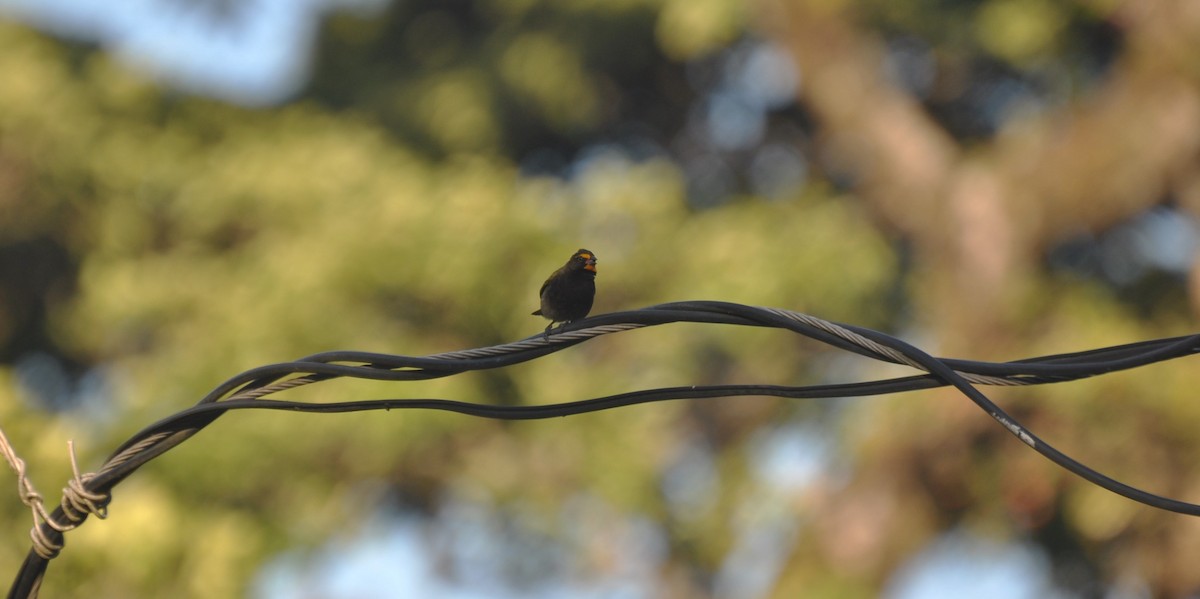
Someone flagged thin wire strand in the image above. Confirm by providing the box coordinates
[0,432,109,562]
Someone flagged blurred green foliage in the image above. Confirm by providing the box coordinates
[1,0,1200,596]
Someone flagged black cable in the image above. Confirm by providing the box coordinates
[10,301,1200,599]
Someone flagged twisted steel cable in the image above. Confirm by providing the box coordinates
[9,301,1200,598]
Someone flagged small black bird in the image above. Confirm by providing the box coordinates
[532,249,597,338]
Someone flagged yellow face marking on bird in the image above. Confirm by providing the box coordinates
[578,253,596,272]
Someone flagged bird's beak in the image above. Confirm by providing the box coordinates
[584,258,597,272]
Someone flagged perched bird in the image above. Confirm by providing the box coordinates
[532,249,597,338]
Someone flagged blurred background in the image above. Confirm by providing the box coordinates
[1,0,1199,596]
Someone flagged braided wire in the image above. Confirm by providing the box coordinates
[9,301,1200,599]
